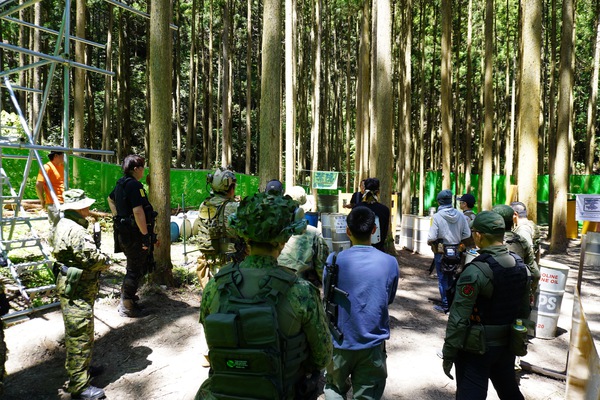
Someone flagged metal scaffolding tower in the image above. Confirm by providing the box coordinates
[0,0,114,322]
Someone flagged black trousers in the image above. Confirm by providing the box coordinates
[118,232,149,300]
[455,345,524,400]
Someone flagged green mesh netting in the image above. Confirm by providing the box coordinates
[3,149,259,211]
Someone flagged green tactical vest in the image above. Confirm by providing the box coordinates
[197,197,231,255]
[203,264,308,400]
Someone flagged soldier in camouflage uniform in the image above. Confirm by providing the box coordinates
[493,204,541,304]
[53,190,109,400]
[196,192,332,399]
[195,167,243,288]
[510,201,542,262]
[278,186,330,286]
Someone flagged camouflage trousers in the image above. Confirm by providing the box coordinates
[57,274,99,395]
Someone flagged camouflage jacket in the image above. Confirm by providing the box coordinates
[200,254,332,371]
[52,218,108,276]
[505,231,540,294]
[277,225,330,281]
[196,193,239,254]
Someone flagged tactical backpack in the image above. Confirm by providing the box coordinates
[203,265,308,400]
[197,198,231,255]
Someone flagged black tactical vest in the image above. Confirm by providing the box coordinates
[113,176,136,217]
[472,253,528,325]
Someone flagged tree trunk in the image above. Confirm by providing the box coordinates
[310,0,321,195]
[440,0,452,190]
[550,0,574,252]
[402,0,412,214]
[174,0,182,168]
[584,7,600,179]
[418,0,426,215]
[465,0,473,194]
[221,0,232,167]
[149,0,173,283]
[517,0,541,223]
[73,0,86,155]
[481,0,494,210]
[285,0,297,187]
[245,0,252,174]
[102,5,114,163]
[372,0,393,212]
[356,1,370,183]
[185,0,197,167]
[259,0,282,187]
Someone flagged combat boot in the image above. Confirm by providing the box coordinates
[72,385,105,399]
[117,299,146,318]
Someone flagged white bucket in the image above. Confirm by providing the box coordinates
[332,240,351,253]
[413,216,433,255]
[529,308,560,340]
[400,214,415,251]
[322,213,348,242]
[538,260,570,292]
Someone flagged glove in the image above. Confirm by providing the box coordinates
[141,233,151,248]
[443,359,454,380]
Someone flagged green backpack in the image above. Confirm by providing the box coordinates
[203,264,308,400]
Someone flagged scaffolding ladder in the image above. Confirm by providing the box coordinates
[0,0,114,322]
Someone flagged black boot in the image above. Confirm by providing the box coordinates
[117,299,146,318]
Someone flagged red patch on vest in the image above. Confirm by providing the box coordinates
[461,284,475,297]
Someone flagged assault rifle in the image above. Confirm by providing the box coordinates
[323,251,349,342]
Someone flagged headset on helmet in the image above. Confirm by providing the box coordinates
[207,167,236,193]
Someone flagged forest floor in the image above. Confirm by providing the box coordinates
[2,220,597,399]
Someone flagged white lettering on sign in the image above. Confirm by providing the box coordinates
[538,294,558,311]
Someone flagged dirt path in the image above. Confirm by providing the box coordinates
[2,234,584,399]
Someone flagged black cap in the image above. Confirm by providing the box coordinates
[265,179,284,195]
[458,193,476,208]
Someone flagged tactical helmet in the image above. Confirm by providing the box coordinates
[229,192,307,245]
[285,186,307,205]
[492,204,514,230]
[207,167,236,193]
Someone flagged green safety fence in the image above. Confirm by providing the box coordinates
[3,149,260,212]
[423,171,600,216]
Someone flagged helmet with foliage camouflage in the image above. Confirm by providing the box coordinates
[229,192,307,245]
[207,167,236,193]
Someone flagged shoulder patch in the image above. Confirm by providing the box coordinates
[460,284,476,298]
[140,188,146,197]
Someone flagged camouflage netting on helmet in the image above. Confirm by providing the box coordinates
[229,192,307,244]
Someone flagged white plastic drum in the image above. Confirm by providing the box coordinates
[533,260,570,339]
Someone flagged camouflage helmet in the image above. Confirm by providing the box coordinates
[229,192,307,245]
[208,167,236,193]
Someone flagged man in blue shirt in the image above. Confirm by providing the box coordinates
[323,206,399,400]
